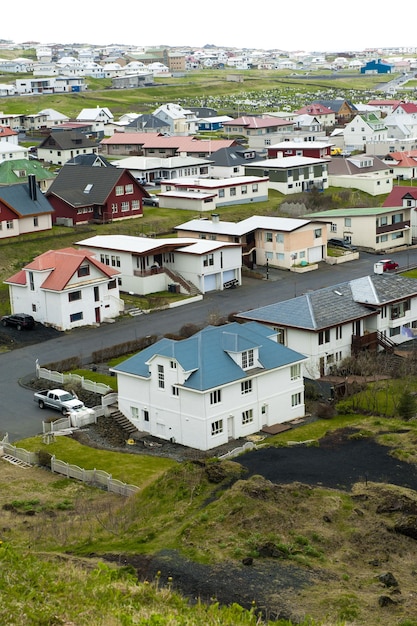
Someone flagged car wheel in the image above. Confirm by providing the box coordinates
[38,400,45,409]
[16,324,22,331]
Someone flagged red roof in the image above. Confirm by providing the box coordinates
[295,104,334,116]
[382,185,417,207]
[101,132,236,152]
[392,102,417,114]
[0,126,18,137]
[383,151,417,167]
[222,116,293,129]
[6,247,119,291]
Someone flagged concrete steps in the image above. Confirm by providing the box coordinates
[1,454,31,468]
[110,410,139,435]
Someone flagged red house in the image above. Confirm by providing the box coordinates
[46,165,147,224]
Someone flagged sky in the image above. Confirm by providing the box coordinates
[3,0,417,54]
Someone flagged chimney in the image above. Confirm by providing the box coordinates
[28,174,37,201]
[211,213,220,223]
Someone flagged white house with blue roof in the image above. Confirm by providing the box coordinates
[111,322,307,451]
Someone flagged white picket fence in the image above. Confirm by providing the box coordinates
[36,360,112,395]
[0,434,139,497]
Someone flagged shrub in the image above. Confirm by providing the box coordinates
[398,391,417,421]
[315,402,335,419]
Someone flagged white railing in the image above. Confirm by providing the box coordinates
[2,441,39,465]
[36,361,113,395]
[219,441,256,460]
[51,457,139,496]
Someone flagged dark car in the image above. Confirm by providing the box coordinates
[1,313,35,330]
[327,238,357,251]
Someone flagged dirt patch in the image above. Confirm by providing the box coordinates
[0,323,62,351]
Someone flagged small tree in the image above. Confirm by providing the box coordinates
[398,391,417,421]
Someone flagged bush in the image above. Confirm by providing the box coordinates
[315,402,335,419]
[398,391,417,421]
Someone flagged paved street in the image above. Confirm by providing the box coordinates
[1,247,415,442]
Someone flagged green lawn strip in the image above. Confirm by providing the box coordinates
[16,436,176,488]
[66,369,117,390]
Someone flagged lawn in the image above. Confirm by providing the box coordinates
[16,435,177,488]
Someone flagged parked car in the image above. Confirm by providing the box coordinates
[143,194,159,207]
[34,388,94,416]
[1,313,35,330]
[327,238,357,251]
[381,259,399,271]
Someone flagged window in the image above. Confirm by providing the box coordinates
[29,271,34,291]
[390,300,410,320]
[172,386,179,396]
[242,349,254,369]
[112,203,118,213]
[121,202,129,212]
[158,364,164,389]
[68,291,81,302]
[143,409,149,422]
[218,189,225,198]
[331,223,337,233]
[131,406,139,420]
[6,220,13,229]
[77,265,90,277]
[211,419,223,436]
[265,232,273,242]
[314,228,322,238]
[242,409,254,424]
[344,218,351,227]
[170,360,177,369]
[203,253,214,267]
[241,379,252,394]
[125,184,133,194]
[70,312,83,322]
[131,200,140,210]
[230,187,236,196]
[33,217,39,227]
[336,325,343,340]
[392,213,403,224]
[115,185,124,196]
[290,364,301,380]
[210,389,221,404]
[252,184,258,192]
[108,279,117,290]
[291,392,302,407]
[389,327,401,337]
[241,185,247,194]
[276,233,284,243]
[318,329,330,345]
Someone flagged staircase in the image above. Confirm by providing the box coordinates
[1,454,31,468]
[110,409,139,436]
[376,331,397,353]
[163,267,201,296]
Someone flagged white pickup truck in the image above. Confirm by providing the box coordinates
[34,388,87,415]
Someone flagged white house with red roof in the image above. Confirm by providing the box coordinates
[383,185,417,241]
[0,126,19,145]
[293,104,336,128]
[222,116,295,150]
[382,151,417,181]
[4,248,123,331]
[100,132,237,158]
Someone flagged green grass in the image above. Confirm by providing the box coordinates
[16,436,176,488]
[67,369,117,390]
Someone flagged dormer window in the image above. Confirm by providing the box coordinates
[242,349,254,369]
[77,265,90,277]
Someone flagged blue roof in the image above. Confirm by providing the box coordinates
[112,322,306,391]
[0,181,54,216]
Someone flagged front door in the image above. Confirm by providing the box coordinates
[95,307,101,323]
[227,416,234,440]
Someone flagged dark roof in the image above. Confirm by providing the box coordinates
[328,154,389,176]
[65,154,114,167]
[0,181,54,217]
[189,107,218,118]
[125,114,170,132]
[237,275,417,331]
[206,146,261,167]
[46,166,134,207]
[38,131,98,151]
[316,99,357,113]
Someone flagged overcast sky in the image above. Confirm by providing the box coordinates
[4,0,417,53]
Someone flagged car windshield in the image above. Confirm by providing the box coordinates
[60,393,75,401]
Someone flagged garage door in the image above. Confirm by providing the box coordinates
[204,274,217,292]
[222,270,235,283]
[308,245,323,263]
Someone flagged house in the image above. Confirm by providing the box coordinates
[175,213,328,269]
[293,104,336,128]
[382,151,417,181]
[158,175,269,211]
[4,247,123,331]
[308,205,412,252]
[267,140,333,159]
[383,186,417,241]
[197,115,233,132]
[0,176,54,239]
[153,103,198,135]
[99,132,236,158]
[343,113,388,152]
[37,108,70,128]
[0,159,56,191]
[327,154,394,196]
[222,116,295,151]
[76,107,114,139]
[15,76,86,95]
[46,166,145,225]
[367,99,401,115]
[0,142,29,162]
[236,274,417,379]
[204,146,261,178]
[111,321,307,451]
[244,156,329,194]
[361,59,394,74]
[0,112,22,132]
[123,114,170,135]
[37,130,99,166]
[0,126,19,145]
[76,234,242,295]
[314,99,357,124]
[111,155,211,184]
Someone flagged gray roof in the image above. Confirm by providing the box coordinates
[65,154,114,167]
[125,114,170,132]
[237,275,417,331]
[38,131,98,151]
[112,322,306,391]
[0,181,54,216]
[46,165,133,207]
[206,146,261,167]
[328,154,390,176]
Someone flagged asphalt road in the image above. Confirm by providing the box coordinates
[1,247,415,442]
